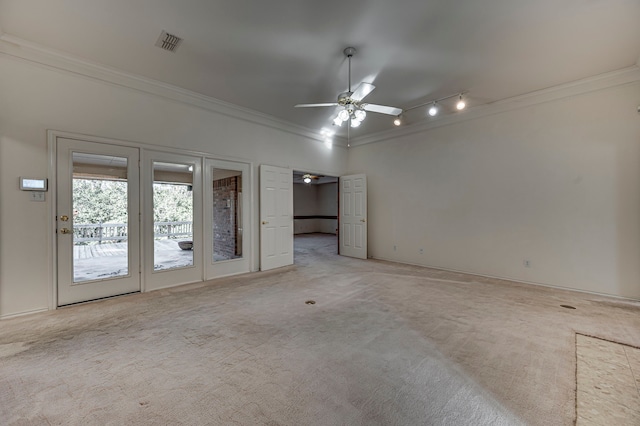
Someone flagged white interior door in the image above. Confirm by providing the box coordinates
[260,165,293,271]
[56,138,140,305]
[205,159,251,279]
[143,151,203,291]
[340,174,367,259]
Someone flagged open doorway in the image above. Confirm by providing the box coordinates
[292,171,339,261]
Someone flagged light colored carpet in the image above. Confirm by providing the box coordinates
[1,234,640,425]
[576,334,640,425]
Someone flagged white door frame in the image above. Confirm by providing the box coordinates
[55,138,141,306]
[143,150,204,291]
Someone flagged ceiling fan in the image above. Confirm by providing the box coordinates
[301,173,321,184]
[295,47,402,128]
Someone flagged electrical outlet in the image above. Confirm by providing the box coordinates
[523,259,531,268]
[419,248,424,255]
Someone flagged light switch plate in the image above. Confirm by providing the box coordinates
[29,192,45,202]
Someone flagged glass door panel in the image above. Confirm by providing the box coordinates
[212,168,243,262]
[205,159,251,279]
[153,161,194,271]
[72,153,129,282]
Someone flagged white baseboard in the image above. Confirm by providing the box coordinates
[370,255,640,302]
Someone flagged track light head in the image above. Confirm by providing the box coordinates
[393,115,402,126]
[428,102,439,117]
[456,94,466,110]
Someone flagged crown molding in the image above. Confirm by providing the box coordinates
[0,34,348,148]
[350,66,640,147]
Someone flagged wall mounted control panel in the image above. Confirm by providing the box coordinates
[20,177,48,191]
[20,177,48,202]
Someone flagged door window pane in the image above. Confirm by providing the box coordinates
[72,153,129,282]
[153,162,194,271]
[213,168,243,261]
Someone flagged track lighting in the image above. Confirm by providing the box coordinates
[402,91,469,122]
[428,102,438,117]
[393,115,402,126]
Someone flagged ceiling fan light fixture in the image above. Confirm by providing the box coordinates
[303,174,313,184]
[294,47,401,134]
[456,94,466,110]
[338,109,350,121]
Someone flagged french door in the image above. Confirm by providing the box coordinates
[56,138,140,305]
[55,137,253,305]
[143,151,203,291]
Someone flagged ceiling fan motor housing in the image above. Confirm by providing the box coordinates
[338,91,353,105]
[344,47,357,57]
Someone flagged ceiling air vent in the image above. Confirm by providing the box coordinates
[155,31,182,52]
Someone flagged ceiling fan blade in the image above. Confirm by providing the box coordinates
[363,103,403,116]
[351,82,375,101]
[294,103,339,108]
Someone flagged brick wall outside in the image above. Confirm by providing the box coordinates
[213,176,241,260]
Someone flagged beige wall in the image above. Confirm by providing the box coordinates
[0,53,347,318]
[348,82,640,299]
[293,183,337,234]
[293,184,318,216]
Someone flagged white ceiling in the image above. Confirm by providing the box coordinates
[1,0,639,138]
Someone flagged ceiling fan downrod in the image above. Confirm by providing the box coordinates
[344,47,356,94]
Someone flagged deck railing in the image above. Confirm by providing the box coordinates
[153,221,192,240]
[74,221,192,244]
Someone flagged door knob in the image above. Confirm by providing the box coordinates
[360,218,366,223]
[60,215,69,222]
[262,221,269,225]
[60,228,72,234]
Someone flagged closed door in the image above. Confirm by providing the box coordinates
[340,174,367,259]
[260,165,293,271]
[56,138,140,305]
[143,151,203,291]
[205,159,251,279]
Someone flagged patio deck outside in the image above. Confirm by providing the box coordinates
[72,221,231,281]
[73,221,194,282]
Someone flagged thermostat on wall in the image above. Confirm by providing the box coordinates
[19,177,48,191]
